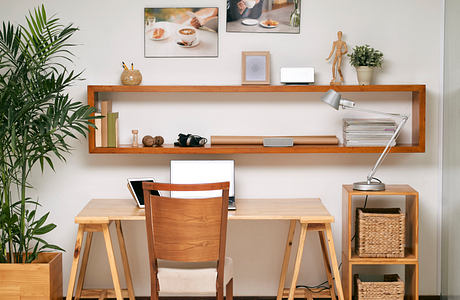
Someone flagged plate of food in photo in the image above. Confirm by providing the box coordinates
[176,39,200,48]
[260,19,279,28]
[150,27,169,41]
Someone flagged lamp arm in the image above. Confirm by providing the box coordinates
[342,105,406,118]
[366,115,408,183]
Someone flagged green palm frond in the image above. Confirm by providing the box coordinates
[0,5,96,263]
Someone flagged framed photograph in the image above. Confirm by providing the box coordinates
[227,0,300,34]
[242,51,270,85]
[144,7,219,58]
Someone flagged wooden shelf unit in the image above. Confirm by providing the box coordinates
[87,85,426,154]
[342,185,419,300]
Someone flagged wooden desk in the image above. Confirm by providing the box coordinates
[67,198,343,300]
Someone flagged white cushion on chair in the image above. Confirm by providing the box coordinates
[157,257,233,296]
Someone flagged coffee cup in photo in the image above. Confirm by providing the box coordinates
[177,26,197,44]
[244,0,257,9]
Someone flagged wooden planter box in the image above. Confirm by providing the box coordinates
[0,252,62,300]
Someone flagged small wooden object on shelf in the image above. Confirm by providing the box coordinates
[326,31,348,85]
[342,185,419,300]
[142,135,154,147]
[87,85,425,154]
[142,135,164,147]
[131,130,138,147]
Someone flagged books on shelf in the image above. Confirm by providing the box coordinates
[94,112,102,147]
[343,118,397,147]
[96,99,119,148]
[100,100,112,147]
[107,112,119,148]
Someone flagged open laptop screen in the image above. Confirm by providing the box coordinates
[170,160,235,200]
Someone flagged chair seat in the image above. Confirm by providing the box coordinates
[157,257,233,296]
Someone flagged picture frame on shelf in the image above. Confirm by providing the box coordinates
[144,7,219,58]
[242,51,270,85]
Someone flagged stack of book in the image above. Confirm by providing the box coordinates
[95,99,119,148]
[343,118,397,147]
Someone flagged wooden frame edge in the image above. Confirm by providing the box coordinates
[241,51,271,85]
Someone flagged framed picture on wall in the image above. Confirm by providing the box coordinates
[242,51,270,85]
[144,7,219,58]
[227,0,300,33]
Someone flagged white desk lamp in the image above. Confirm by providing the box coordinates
[321,89,409,191]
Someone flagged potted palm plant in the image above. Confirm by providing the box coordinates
[348,44,384,85]
[0,5,96,299]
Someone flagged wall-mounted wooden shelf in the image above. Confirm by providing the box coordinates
[89,143,422,154]
[87,85,426,154]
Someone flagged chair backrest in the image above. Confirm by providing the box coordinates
[143,182,230,264]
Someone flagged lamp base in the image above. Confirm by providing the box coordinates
[353,181,385,191]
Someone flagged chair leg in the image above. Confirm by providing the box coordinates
[151,279,159,300]
[217,284,224,300]
[226,278,233,300]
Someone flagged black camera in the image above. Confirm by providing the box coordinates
[174,133,207,147]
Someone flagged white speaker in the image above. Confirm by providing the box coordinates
[280,67,315,84]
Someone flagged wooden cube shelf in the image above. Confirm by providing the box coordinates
[341,185,419,300]
[87,85,426,154]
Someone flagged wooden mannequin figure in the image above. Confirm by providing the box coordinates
[326,31,348,85]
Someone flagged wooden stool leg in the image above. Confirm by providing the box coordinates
[325,223,344,300]
[318,231,337,300]
[276,220,296,300]
[98,290,106,300]
[66,225,85,300]
[287,223,308,300]
[102,223,123,300]
[75,231,94,300]
[115,220,136,300]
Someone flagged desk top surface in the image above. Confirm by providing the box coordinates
[75,198,333,224]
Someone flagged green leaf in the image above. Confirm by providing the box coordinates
[32,212,49,228]
[0,5,89,260]
[34,223,56,235]
[39,243,65,252]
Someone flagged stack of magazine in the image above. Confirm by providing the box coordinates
[343,118,397,147]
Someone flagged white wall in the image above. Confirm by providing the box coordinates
[1,0,443,296]
[442,0,460,298]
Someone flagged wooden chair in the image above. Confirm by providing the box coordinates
[142,182,233,300]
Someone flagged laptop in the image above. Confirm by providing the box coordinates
[170,160,236,210]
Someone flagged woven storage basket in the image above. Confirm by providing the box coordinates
[355,274,404,300]
[356,208,405,258]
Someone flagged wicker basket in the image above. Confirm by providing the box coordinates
[355,274,404,299]
[356,208,405,258]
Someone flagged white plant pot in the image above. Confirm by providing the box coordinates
[356,66,373,85]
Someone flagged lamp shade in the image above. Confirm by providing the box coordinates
[321,89,342,110]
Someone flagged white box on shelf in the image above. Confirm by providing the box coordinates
[280,67,314,84]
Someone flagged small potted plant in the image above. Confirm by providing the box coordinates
[348,44,384,85]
